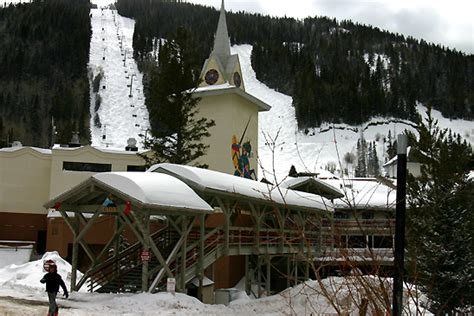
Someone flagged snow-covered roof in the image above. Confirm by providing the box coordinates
[280,176,344,199]
[52,144,146,155]
[148,163,333,213]
[190,85,271,112]
[0,146,52,155]
[321,178,396,210]
[45,172,213,214]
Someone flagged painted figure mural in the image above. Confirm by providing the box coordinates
[232,135,255,179]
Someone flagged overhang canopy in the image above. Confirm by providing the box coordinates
[44,172,213,214]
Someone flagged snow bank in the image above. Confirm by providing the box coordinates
[0,245,33,269]
[0,251,84,296]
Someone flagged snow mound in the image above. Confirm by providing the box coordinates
[0,245,33,269]
[0,251,84,295]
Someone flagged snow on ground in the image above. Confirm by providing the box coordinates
[0,245,33,269]
[0,253,432,315]
[89,8,149,149]
[232,44,473,181]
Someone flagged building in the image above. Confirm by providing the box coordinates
[282,174,396,274]
[0,143,146,251]
[383,147,422,178]
[192,0,270,179]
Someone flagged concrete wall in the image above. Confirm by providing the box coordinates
[49,146,145,198]
[196,93,259,178]
[0,148,51,215]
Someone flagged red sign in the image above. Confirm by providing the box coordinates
[140,249,150,262]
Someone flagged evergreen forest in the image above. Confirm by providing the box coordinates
[0,0,91,147]
[116,0,474,129]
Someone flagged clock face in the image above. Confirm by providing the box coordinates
[205,69,219,85]
[233,72,242,88]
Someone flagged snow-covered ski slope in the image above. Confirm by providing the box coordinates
[232,45,474,180]
[89,8,149,149]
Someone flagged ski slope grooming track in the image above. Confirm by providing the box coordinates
[89,8,149,149]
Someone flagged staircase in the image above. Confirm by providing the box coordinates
[83,225,179,293]
[85,225,321,293]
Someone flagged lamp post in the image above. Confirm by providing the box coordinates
[392,134,407,316]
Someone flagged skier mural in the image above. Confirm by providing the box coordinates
[231,116,256,180]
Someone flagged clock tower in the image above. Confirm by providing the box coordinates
[193,0,271,179]
[199,0,245,91]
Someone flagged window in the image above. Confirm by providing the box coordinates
[334,235,347,248]
[127,165,146,172]
[362,211,374,220]
[372,235,393,248]
[348,235,367,248]
[63,161,111,172]
[334,211,350,219]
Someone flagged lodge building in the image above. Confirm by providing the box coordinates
[0,0,396,303]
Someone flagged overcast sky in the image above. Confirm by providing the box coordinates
[186,0,473,54]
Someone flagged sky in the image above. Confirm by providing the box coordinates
[186,0,474,54]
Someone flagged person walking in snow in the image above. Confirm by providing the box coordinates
[40,261,68,316]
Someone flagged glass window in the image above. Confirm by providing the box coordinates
[127,165,146,172]
[63,161,111,172]
[372,235,393,248]
[348,235,367,248]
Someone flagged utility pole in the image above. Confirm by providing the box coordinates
[392,134,407,316]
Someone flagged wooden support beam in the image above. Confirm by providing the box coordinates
[142,212,150,292]
[266,255,271,296]
[75,209,102,242]
[167,215,182,234]
[180,216,188,292]
[257,256,262,298]
[216,197,230,254]
[126,211,174,281]
[245,255,250,295]
[198,214,205,294]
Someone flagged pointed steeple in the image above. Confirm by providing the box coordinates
[212,0,231,61]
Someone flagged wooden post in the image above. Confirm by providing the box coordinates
[141,212,150,292]
[180,216,187,292]
[198,215,205,300]
[257,256,262,298]
[286,256,290,288]
[245,255,250,295]
[265,255,271,296]
[71,213,79,291]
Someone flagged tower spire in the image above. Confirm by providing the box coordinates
[212,0,231,60]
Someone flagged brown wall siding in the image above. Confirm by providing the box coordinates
[212,255,246,289]
[0,212,47,242]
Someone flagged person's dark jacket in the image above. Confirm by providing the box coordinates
[40,272,68,295]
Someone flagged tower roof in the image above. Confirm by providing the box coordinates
[212,0,231,61]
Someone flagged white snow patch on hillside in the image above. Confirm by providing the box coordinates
[89,9,149,149]
[232,44,473,181]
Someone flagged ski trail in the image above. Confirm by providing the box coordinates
[89,8,149,149]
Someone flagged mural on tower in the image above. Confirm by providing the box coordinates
[231,135,255,180]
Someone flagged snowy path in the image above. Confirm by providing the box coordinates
[89,8,149,149]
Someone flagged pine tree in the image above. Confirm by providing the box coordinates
[355,137,367,177]
[406,108,474,313]
[142,27,215,168]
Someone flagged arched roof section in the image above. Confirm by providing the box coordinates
[148,163,333,214]
[44,172,213,214]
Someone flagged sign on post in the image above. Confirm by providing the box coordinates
[140,249,150,262]
[167,278,176,295]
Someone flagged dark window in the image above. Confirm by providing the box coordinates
[373,236,393,248]
[127,165,146,172]
[334,211,350,219]
[63,161,111,172]
[362,211,374,220]
[334,235,347,248]
[348,235,367,248]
